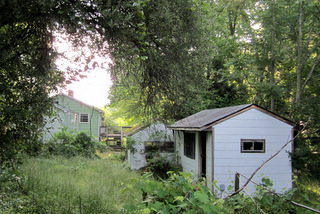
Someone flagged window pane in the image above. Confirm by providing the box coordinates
[80,114,89,122]
[145,142,158,153]
[184,133,195,159]
[243,142,253,150]
[145,141,174,153]
[241,139,265,153]
[254,141,264,151]
[159,142,165,152]
[166,141,174,153]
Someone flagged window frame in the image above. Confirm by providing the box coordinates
[144,141,175,153]
[184,132,196,159]
[79,113,89,123]
[241,139,266,153]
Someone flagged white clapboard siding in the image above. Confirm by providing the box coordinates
[128,123,173,170]
[213,108,293,194]
[175,131,199,175]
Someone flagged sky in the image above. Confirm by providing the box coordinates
[54,33,112,108]
[65,68,112,108]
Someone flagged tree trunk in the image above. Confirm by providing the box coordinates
[295,0,304,106]
[269,3,276,112]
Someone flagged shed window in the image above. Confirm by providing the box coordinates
[184,132,195,159]
[80,113,89,123]
[145,141,174,153]
[241,139,265,153]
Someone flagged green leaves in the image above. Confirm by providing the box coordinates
[127,171,227,213]
[193,191,209,203]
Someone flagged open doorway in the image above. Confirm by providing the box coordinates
[200,131,207,178]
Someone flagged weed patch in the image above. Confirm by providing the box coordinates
[19,156,141,213]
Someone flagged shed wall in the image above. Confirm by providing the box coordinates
[128,123,174,170]
[175,131,199,176]
[213,108,293,194]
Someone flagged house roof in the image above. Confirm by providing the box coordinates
[57,93,103,113]
[169,104,294,131]
[54,103,77,114]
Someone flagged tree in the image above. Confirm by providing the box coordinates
[107,0,209,121]
[0,0,64,165]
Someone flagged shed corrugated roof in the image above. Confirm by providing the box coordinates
[169,104,253,130]
[169,103,295,131]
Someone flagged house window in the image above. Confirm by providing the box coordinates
[80,113,89,123]
[184,132,195,159]
[145,141,174,153]
[241,139,265,153]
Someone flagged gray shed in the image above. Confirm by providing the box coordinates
[170,104,294,195]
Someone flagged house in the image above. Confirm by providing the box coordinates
[169,104,294,195]
[43,91,104,142]
[126,122,175,170]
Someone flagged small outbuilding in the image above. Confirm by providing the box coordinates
[126,122,175,170]
[169,104,294,194]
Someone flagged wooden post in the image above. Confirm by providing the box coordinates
[235,172,240,192]
[234,173,240,214]
[121,126,123,141]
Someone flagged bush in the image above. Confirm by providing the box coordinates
[291,136,320,179]
[125,173,309,213]
[42,128,106,158]
[124,171,227,213]
[145,153,182,180]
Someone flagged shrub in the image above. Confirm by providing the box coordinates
[145,153,182,180]
[124,171,227,213]
[291,136,320,179]
[125,173,310,214]
[42,128,106,158]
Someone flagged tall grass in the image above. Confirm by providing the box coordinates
[21,156,141,213]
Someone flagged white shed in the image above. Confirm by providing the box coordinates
[126,122,175,170]
[169,104,294,195]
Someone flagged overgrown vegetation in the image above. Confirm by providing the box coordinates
[124,171,320,213]
[1,0,320,212]
[41,128,107,159]
[0,156,141,213]
[145,153,182,180]
[0,154,319,213]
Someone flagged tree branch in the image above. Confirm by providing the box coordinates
[302,53,320,92]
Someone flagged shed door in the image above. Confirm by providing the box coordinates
[200,131,206,177]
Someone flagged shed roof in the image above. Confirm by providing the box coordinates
[169,104,294,131]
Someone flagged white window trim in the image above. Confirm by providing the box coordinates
[241,139,266,153]
[79,113,89,123]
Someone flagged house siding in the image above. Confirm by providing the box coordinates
[57,95,101,138]
[213,108,293,194]
[43,108,77,142]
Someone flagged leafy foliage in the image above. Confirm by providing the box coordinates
[145,153,182,180]
[0,0,64,166]
[42,128,106,158]
[125,172,320,214]
[125,171,226,213]
[291,136,320,179]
